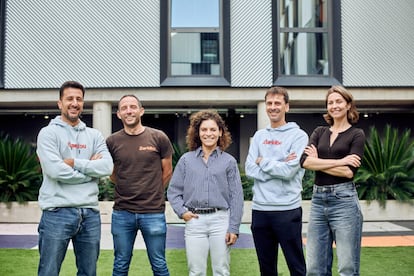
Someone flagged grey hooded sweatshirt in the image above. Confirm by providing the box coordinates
[245,122,309,211]
[36,116,113,210]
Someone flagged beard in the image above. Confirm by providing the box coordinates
[123,116,141,128]
[62,111,81,123]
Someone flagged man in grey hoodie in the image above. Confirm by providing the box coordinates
[245,86,308,276]
[36,81,113,276]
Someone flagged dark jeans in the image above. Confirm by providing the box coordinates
[251,207,306,276]
[38,208,101,276]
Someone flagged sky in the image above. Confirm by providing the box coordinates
[171,0,219,28]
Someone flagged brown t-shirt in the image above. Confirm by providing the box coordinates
[106,127,173,213]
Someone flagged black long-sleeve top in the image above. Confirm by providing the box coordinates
[300,126,365,186]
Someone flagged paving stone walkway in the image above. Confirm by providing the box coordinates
[1,221,413,249]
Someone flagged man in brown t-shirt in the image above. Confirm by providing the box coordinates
[106,94,173,276]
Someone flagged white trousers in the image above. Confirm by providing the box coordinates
[185,210,230,276]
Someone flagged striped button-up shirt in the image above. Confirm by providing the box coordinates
[167,147,244,234]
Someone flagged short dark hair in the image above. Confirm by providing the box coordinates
[265,86,289,104]
[118,94,143,110]
[59,81,85,99]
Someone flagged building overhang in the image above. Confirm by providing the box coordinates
[0,87,413,115]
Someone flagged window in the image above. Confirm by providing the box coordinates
[274,0,342,86]
[161,0,230,86]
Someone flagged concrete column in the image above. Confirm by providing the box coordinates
[93,102,112,138]
[257,101,267,130]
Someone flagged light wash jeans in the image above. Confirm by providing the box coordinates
[111,210,169,276]
[185,210,230,276]
[306,182,363,276]
[38,207,101,276]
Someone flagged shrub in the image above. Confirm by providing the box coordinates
[302,169,315,200]
[0,134,42,203]
[98,177,115,201]
[239,165,253,200]
[355,125,414,207]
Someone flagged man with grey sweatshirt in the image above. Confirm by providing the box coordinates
[245,86,308,276]
[36,81,113,276]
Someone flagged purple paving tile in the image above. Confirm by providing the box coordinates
[0,235,38,249]
[232,233,255,248]
[166,224,185,249]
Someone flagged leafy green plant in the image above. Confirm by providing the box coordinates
[239,165,254,200]
[172,143,187,168]
[98,177,115,201]
[0,134,42,203]
[302,169,315,200]
[355,125,414,207]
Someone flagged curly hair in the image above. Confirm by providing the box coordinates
[323,85,360,125]
[186,109,232,151]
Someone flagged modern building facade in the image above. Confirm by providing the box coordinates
[0,0,413,165]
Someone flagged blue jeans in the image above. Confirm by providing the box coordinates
[306,182,363,276]
[111,210,169,276]
[38,207,101,276]
[251,207,306,276]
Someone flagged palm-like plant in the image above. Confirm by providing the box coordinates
[355,125,414,207]
[172,143,187,169]
[0,134,42,203]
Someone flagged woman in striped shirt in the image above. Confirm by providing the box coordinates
[167,109,244,276]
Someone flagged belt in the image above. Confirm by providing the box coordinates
[314,186,336,193]
[187,207,223,214]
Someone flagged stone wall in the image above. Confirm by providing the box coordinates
[1,201,413,224]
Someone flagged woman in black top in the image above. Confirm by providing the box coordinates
[300,86,365,276]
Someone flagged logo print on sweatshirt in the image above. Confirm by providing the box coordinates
[263,139,282,145]
[68,142,87,149]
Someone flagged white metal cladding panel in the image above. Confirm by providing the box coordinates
[231,0,273,87]
[5,0,160,89]
[342,0,414,87]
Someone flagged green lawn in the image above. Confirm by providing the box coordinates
[0,247,413,275]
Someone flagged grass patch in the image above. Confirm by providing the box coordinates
[0,247,413,275]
